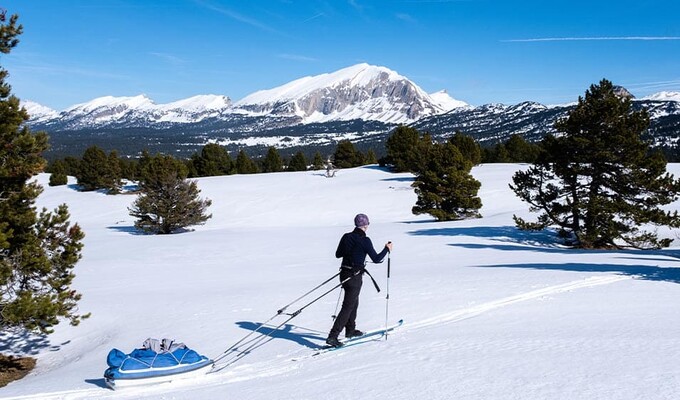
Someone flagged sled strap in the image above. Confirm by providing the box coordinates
[363,268,381,293]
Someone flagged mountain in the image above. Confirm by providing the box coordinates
[643,91,680,102]
[20,65,680,159]
[21,100,58,122]
[412,98,680,149]
[234,63,462,124]
[25,64,462,132]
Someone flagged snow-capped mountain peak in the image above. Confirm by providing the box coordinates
[236,63,403,105]
[642,91,680,102]
[429,90,469,111]
[21,100,58,121]
[234,63,447,124]
[24,64,470,128]
[65,94,156,113]
[160,94,232,112]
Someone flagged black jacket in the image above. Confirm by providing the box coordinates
[336,228,389,269]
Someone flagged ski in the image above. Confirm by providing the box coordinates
[312,319,404,356]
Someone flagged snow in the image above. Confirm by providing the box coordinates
[20,100,58,120]
[642,91,680,102]
[235,64,404,106]
[429,90,469,111]
[2,164,680,400]
[158,95,232,112]
[64,95,157,113]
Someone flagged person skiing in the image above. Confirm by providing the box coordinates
[326,213,393,348]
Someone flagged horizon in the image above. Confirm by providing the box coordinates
[3,1,680,110]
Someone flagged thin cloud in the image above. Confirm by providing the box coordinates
[503,36,680,42]
[396,13,417,23]
[149,52,187,65]
[303,12,325,23]
[623,79,680,92]
[348,0,364,12]
[277,53,318,62]
[193,0,281,35]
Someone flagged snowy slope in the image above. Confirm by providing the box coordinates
[2,165,680,400]
[429,89,469,110]
[20,100,58,122]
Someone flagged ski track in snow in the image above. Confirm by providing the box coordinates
[1,275,631,400]
[405,275,631,331]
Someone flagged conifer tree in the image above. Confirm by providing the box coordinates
[48,160,68,186]
[105,150,122,193]
[190,143,233,177]
[262,146,283,172]
[333,140,361,168]
[385,126,431,172]
[288,151,308,171]
[511,79,680,249]
[235,149,258,174]
[449,132,482,166]
[76,145,121,193]
[412,141,482,220]
[365,149,378,165]
[129,154,212,234]
[1,12,88,335]
[504,134,541,163]
[312,152,325,170]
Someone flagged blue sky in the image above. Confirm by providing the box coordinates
[4,0,680,110]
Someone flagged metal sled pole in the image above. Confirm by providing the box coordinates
[212,270,362,370]
[212,271,340,364]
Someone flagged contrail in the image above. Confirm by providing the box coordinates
[503,36,680,42]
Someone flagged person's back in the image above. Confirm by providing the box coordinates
[326,214,392,348]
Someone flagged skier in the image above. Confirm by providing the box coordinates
[326,213,392,348]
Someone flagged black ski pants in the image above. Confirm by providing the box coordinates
[329,270,363,338]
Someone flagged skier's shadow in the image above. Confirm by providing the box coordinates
[235,321,325,349]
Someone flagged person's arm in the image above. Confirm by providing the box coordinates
[363,237,390,263]
[335,234,347,259]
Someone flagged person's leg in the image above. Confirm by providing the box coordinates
[328,274,362,341]
[344,288,359,335]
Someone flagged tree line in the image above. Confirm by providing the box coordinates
[46,140,379,192]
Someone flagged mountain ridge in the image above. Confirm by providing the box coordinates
[24,63,466,128]
[20,64,680,159]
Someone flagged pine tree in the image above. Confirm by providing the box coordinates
[511,79,680,249]
[365,149,378,165]
[262,146,283,172]
[333,140,361,168]
[190,143,233,177]
[129,154,212,234]
[105,150,122,194]
[1,12,88,335]
[385,126,431,172]
[235,149,258,174]
[412,141,482,220]
[504,134,541,163]
[288,151,308,171]
[48,160,68,186]
[449,132,482,166]
[312,152,325,170]
[76,145,120,193]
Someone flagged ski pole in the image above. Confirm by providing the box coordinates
[332,288,343,320]
[213,270,363,370]
[213,271,340,363]
[384,250,391,340]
